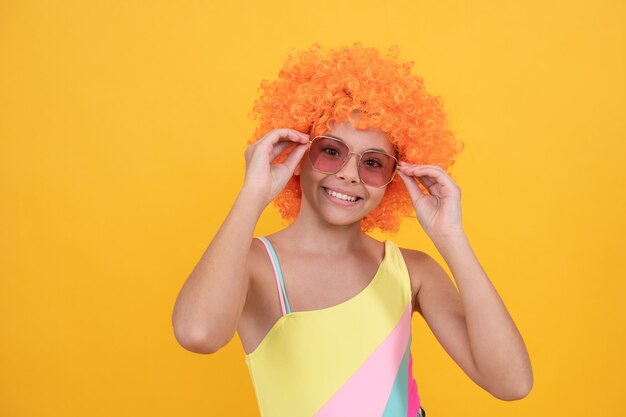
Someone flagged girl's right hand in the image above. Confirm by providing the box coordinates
[241,128,310,207]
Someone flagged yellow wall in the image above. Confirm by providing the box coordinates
[1,1,625,416]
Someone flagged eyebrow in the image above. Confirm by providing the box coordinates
[324,135,393,154]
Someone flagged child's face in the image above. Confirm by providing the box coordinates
[298,119,396,227]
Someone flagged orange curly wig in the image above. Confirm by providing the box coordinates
[248,43,464,233]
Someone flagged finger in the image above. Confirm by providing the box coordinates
[270,140,297,159]
[280,143,309,173]
[398,165,435,187]
[263,128,309,146]
[418,176,437,190]
[403,164,448,178]
[398,170,429,200]
[398,166,442,197]
[399,161,445,172]
[403,168,436,188]
[403,165,447,188]
[406,165,460,196]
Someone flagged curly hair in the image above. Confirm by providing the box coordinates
[248,43,464,233]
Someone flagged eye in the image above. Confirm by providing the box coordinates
[322,146,341,157]
[363,158,383,168]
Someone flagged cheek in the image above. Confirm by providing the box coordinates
[294,153,309,176]
[366,187,387,206]
[299,163,324,193]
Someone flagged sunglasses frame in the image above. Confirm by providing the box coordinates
[307,135,399,188]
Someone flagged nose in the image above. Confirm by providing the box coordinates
[335,153,360,184]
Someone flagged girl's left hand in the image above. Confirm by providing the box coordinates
[397,162,464,240]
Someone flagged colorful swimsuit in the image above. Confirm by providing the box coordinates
[245,237,425,417]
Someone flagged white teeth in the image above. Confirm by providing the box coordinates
[324,188,358,202]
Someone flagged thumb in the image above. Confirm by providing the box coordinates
[398,170,427,203]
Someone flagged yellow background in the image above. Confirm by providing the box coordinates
[1,1,625,416]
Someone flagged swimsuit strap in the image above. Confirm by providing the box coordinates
[255,237,292,316]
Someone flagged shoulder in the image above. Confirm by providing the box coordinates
[246,237,274,281]
[244,237,277,301]
[397,244,449,314]
[241,237,282,320]
[397,245,446,277]
[246,237,265,268]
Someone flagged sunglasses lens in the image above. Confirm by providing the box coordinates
[309,137,397,187]
[359,152,397,187]
[309,137,349,173]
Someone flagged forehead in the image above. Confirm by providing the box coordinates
[324,120,395,154]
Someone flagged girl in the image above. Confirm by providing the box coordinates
[172,43,533,417]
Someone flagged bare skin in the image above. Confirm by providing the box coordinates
[172,120,533,401]
[237,232,388,354]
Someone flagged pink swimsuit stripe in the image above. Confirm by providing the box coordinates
[312,303,419,416]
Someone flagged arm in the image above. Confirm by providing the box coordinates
[171,191,264,354]
[407,237,533,400]
[171,129,309,354]
[398,163,533,400]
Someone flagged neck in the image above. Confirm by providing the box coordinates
[280,203,372,253]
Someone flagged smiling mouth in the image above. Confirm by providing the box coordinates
[322,187,362,202]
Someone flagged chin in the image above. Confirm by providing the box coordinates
[319,212,364,228]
